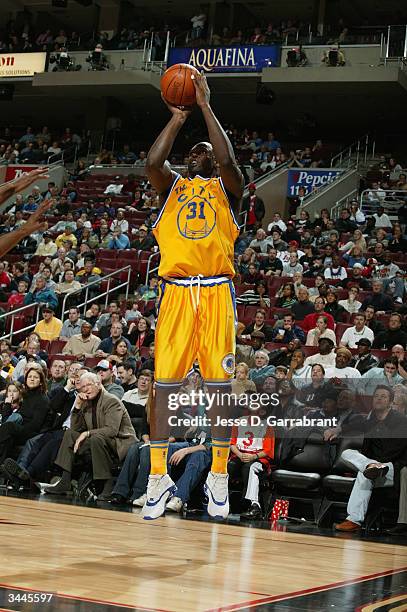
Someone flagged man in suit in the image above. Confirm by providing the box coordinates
[44,372,136,500]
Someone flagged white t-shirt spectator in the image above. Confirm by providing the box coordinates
[282,262,303,276]
[268,219,287,233]
[373,212,392,228]
[191,13,206,28]
[324,266,347,280]
[339,325,374,349]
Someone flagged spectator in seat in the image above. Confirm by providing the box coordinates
[271,228,288,252]
[342,246,366,269]
[249,228,273,254]
[372,251,404,305]
[268,339,302,368]
[271,313,305,344]
[43,372,136,500]
[55,270,82,298]
[342,264,370,290]
[338,286,362,314]
[55,226,78,249]
[373,312,407,350]
[296,364,329,409]
[47,359,67,396]
[35,232,57,257]
[373,206,392,230]
[334,208,357,234]
[140,342,155,373]
[324,254,347,281]
[75,260,101,298]
[335,385,407,532]
[282,252,303,277]
[361,357,404,396]
[291,287,315,320]
[33,305,63,342]
[287,348,312,389]
[127,317,155,354]
[110,209,129,234]
[350,338,379,375]
[24,276,58,311]
[236,331,266,368]
[109,227,130,250]
[108,339,133,366]
[9,263,30,293]
[242,263,261,285]
[0,262,11,289]
[241,183,265,231]
[62,321,101,359]
[339,313,374,348]
[95,302,119,331]
[267,212,287,233]
[96,322,132,358]
[304,337,337,368]
[95,360,124,399]
[236,280,271,309]
[301,296,335,333]
[326,347,361,384]
[138,276,159,301]
[249,351,275,390]
[388,225,407,253]
[391,344,407,374]
[363,304,386,336]
[7,280,28,308]
[59,307,84,340]
[117,362,138,393]
[99,312,127,340]
[240,309,274,342]
[121,368,152,428]
[306,315,337,346]
[85,302,101,328]
[231,362,257,396]
[131,225,156,251]
[324,289,346,322]
[275,282,297,309]
[0,366,49,464]
[259,247,283,277]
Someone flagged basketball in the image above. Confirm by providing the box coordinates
[161,63,199,108]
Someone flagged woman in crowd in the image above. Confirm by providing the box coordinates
[242,263,262,285]
[0,366,49,464]
[314,208,331,231]
[236,280,271,308]
[340,229,367,254]
[54,269,82,297]
[109,338,133,366]
[324,289,346,322]
[296,363,328,409]
[127,317,155,354]
[342,245,367,268]
[295,210,311,233]
[338,285,362,314]
[275,282,297,308]
[232,362,257,397]
[306,315,337,346]
[0,381,24,424]
[388,224,407,253]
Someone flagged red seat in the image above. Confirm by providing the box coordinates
[335,322,352,345]
[49,339,67,354]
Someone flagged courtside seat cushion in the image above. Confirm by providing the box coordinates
[272,469,321,489]
[322,474,356,495]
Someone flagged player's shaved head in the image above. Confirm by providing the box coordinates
[188,142,215,177]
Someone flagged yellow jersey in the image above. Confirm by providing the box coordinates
[152,174,239,278]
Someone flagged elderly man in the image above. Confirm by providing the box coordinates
[291,287,315,320]
[248,351,275,390]
[44,372,136,500]
[361,280,394,314]
[24,276,58,311]
[373,312,407,350]
[108,227,131,250]
[249,228,273,254]
[335,385,407,532]
[62,321,101,359]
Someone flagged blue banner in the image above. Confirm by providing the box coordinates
[287,168,343,196]
[167,45,280,73]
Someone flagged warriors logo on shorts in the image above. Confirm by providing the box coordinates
[221,353,235,375]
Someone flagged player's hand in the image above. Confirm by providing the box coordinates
[11,167,49,193]
[161,93,192,119]
[192,71,210,108]
[23,198,53,233]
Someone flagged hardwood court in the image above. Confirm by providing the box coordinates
[0,496,406,611]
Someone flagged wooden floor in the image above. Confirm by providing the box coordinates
[0,496,406,611]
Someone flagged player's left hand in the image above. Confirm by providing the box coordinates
[169,447,189,465]
[23,198,54,233]
[192,71,210,108]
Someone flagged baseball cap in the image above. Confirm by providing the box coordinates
[353,263,364,269]
[356,338,372,347]
[96,359,112,371]
[139,225,148,232]
[43,231,51,238]
[289,240,299,247]
[42,304,54,313]
[83,221,92,229]
[318,336,335,346]
[251,331,265,340]
[248,183,256,189]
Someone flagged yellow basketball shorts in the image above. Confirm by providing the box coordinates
[154,275,237,382]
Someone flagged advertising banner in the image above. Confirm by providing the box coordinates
[168,45,280,73]
[0,53,46,78]
[287,168,343,196]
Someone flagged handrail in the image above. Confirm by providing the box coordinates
[0,302,42,342]
[145,252,160,287]
[299,164,357,211]
[243,161,289,195]
[60,264,132,322]
[48,143,79,167]
[330,188,359,219]
[360,188,405,215]
[330,134,372,168]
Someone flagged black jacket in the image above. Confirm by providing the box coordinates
[18,389,49,439]
[291,300,315,321]
[361,410,407,465]
[43,386,75,431]
[361,293,394,313]
[373,329,407,350]
[350,353,379,375]
[241,195,265,222]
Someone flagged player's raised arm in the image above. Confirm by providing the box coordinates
[146,99,191,194]
[192,73,244,209]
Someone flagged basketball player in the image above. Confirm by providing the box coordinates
[142,72,244,520]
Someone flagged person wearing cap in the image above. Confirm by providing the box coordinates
[130,224,157,251]
[95,360,124,399]
[339,313,374,349]
[35,232,57,257]
[236,330,266,369]
[24,276,58,312]
[33,305,63,341]
[241,183,265,231]
[325,348,361,385]
[304,339,336,371]
[270,228,288,252]
[349,338,379,375]
[55,226,77,249]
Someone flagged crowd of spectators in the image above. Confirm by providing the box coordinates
[0,146,405,535]
[0,126,83,166]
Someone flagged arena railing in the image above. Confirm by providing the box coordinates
[145,252,160,287]
[60,264,132,323]
[330,189,360,219]
[330,133,375,169]
[0,302,42,342]
[360,188,406,218]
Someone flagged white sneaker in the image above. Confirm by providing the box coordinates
[132,493,147,507]
[141,474,177,520]
[166,496,183,513]
[204,472,229,519]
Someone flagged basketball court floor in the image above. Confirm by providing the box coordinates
[0,492,406,611]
